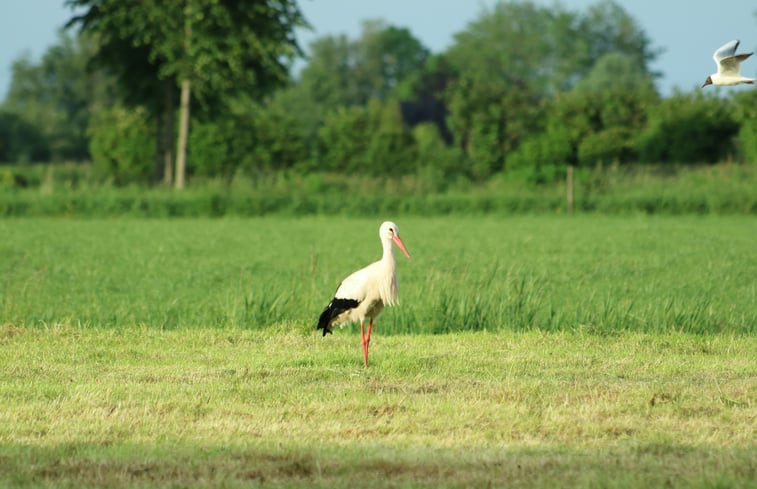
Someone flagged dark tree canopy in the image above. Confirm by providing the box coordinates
[65,0,306,113]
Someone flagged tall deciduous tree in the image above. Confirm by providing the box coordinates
[443,0,659,176]
[66,0,306,187]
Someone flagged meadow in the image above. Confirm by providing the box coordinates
[1,215,755,487]
[1,216,755,333]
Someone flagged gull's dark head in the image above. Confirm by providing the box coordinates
[702,75,713,88]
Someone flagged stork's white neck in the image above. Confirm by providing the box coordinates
[381,237,395,263]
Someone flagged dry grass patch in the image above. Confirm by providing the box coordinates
[0,326,754,487]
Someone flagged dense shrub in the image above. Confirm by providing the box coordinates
[505,129,572,172]
[188,119,238,180]
[733,90,757,164]
[412,123,463,190]
[88,105,154,184]
[738,119,757,164]
[318,100,415,175]
[577,127,636,166]
[638,92,739,164]
[0,111,50,162]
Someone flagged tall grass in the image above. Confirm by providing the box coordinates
[1,162,756,217]
[1,216,754,334]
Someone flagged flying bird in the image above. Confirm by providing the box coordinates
[702,40,754,87]
[317,221,411,368]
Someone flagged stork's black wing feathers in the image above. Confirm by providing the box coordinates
[317,298,359,336]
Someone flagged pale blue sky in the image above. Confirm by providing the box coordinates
[1,0,755,100]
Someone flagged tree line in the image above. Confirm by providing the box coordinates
[0,0,755,189]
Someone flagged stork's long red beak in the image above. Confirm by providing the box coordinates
[392,234,411,259]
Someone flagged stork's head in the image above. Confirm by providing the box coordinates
[380,221,411,259]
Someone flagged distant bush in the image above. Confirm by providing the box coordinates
[734,90,757,164]
[412,123,462,190]
[638,92,739,164]
[188,119,239,180]
[88,105,155,184]
[0,111,50,163]
[738,119,757,164]
[577,127,636,167]
[505,128,572,183]
[318,100,415,175]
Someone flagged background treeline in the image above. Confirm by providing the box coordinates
[0,0,756,216]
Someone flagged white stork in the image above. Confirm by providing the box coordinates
[317,221,411,367]
[702,40,754,87]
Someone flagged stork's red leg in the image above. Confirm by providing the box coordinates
[360,321,368,368]
[364,319,374,368]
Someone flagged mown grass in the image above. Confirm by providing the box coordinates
[1,216,755,333]
[0,325,754,488]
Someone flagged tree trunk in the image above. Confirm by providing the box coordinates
[174,78,190,189]
[163,83,175,186]
[174,2,192,190]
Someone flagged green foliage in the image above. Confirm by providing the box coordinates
[0,32,116,162]
[245,94,314,173]
[549,66,656,166]
[738,118,757,164]
[506,55,657,177]
[188,118,238,179]
[0,111,50,163]
[88,105,155,184]
[577,127,635,166]
[638,91,739,164]
[577,0,660,80]
[446,78,542,179]
[1,0,753,186]
[66,0,306,185]
[318,100,415,175]
[189,89,319,178]
[445,0,657,95]
[412,123,463,188]
[442,1,658,178]
[733,89,757,164]
[299,20,429,108]
[67,0,305,110]
[505,128,572,182]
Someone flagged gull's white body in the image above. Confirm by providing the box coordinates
[703,40,754,87]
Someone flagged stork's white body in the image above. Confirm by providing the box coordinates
[329,252,399,328]
[703,40,754,87]
[317,221,410,367]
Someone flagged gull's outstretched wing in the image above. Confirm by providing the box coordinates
[714,40,753,76]
[713,40,740,63]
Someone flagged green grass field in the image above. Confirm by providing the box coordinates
[1,216,755,333]
[1,216,755,487]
